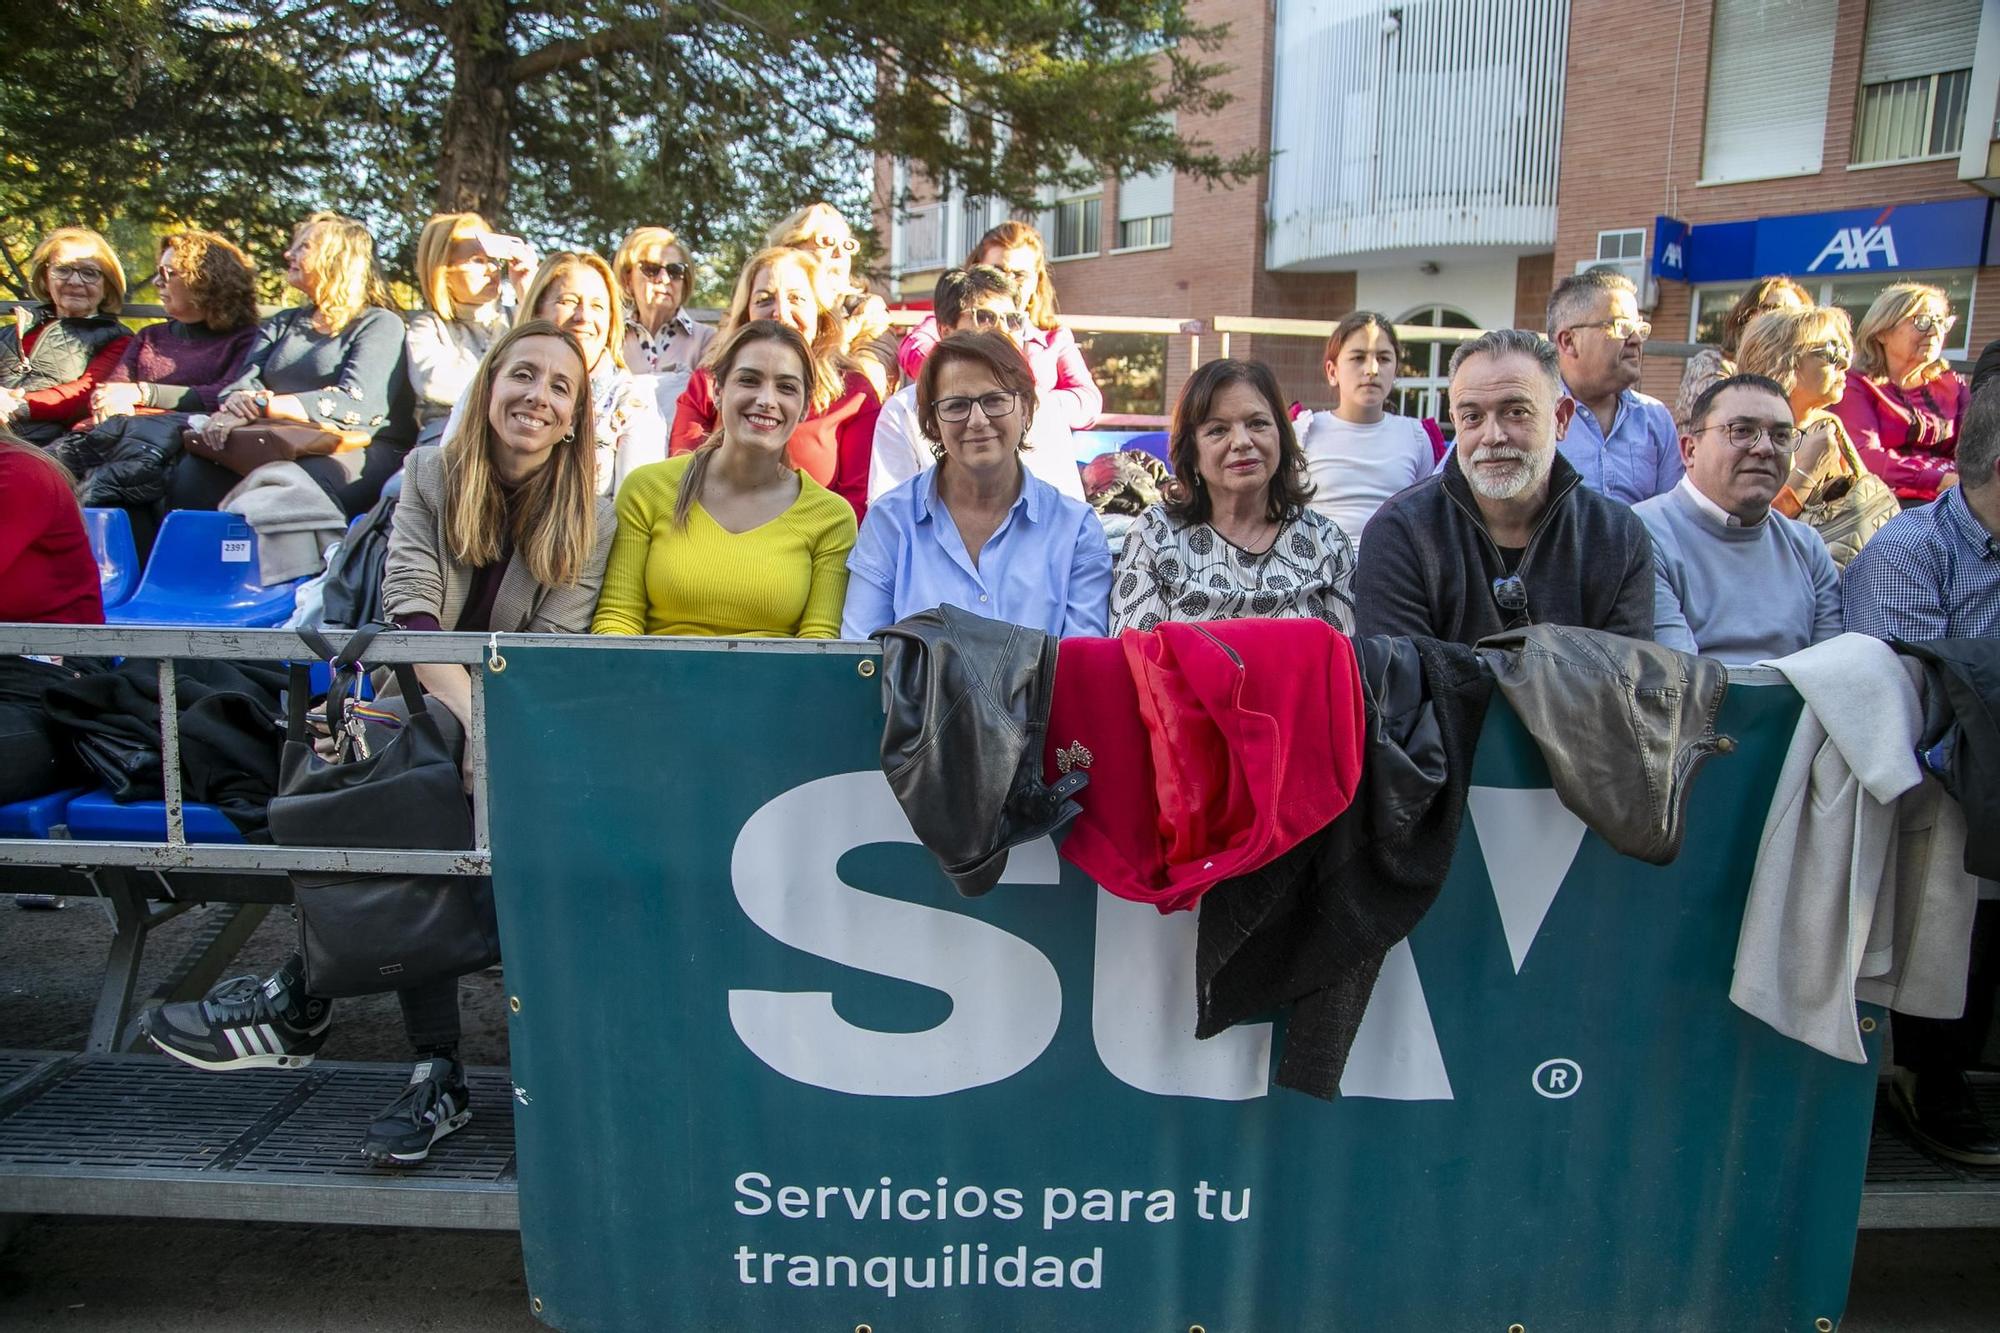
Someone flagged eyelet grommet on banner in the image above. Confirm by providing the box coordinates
[857,658,876,679]
[1859,1016,1877,1034]
[485,632,507,673]
[1816,1320,1834,1332]
[508,995,522,1014]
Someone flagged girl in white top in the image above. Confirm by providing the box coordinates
[1299,311,1434,548]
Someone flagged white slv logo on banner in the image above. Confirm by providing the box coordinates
[728,773,1586,1103]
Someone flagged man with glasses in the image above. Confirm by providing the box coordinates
[1355,327,1654,645]
[1548,269,1683,505]
[1635,374,1842,662]
[1842,383,2000,1165]
[867,265,1084,502]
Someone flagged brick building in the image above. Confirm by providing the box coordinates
[872,0,2000,421]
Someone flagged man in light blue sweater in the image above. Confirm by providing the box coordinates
[1635,374,1842,663]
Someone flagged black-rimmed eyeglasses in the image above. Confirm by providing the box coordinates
[934,391,1019,424]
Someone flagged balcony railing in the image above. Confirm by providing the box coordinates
[1266,0,1571,270]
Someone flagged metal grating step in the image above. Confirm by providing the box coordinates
[3,1054,1999,1232]
[0,1051,517,1229]
[1858,1077,2000,1229]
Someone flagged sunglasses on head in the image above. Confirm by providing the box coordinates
[812,233,860,256]
[637,260,689,282]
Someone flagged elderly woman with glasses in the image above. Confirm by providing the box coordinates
[615,226,713,414]
[842,330,1110,639]
[0,228,133,444]
[1735,304,1899,566]
[1832,281,1971,504]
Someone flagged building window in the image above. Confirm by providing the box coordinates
[1392,305,1479,430]
[898,204,947,273]
[1852,0,1981,165]
[1071,330,1167,417]
[1047,191,1102,260]
[1596,229,1646,263]
[960,196,1012,260]
[1689,270,1975,361]
[1700,0,1836,184]
[1118,215,1173,250]
[1115,143,1174,254]
[1853,70,1973,164]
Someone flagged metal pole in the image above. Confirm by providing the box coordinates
[469,664,491,854]
[156,658,184,847]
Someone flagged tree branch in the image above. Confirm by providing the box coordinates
[510,18,663,83]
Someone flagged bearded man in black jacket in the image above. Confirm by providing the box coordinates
[1354,327,1655,646]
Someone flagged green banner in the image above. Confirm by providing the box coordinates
[485,643,1879,1331]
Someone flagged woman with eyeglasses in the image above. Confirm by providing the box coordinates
[1673,277,1810,426]
[1833,282,1971,505]
[172,211,416,517]
[438,251,666,498]
[1110,357,1355,633]
[0,228,133,445]
[1735,305,1899,566]
[594,320,856,639]
[615,226,713,416]
[767,203,897,397]
[897,220,1104,430]
[842,330,1110,639]
[668,246,880,518]
[406,212,532,444]
[869,266,1086,504]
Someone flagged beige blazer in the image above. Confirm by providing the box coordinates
[380,445,615,634]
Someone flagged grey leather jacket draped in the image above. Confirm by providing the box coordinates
[1478,624,1733,865]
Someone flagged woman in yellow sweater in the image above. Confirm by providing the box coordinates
[592,320,856,637]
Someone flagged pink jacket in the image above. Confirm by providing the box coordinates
[897,315,1104,428]
[1830,368,1969,502]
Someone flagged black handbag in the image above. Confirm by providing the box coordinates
[265,626,499,998]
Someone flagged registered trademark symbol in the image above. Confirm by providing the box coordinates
[1532,1058,1582,1099]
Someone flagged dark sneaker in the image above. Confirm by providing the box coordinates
[1890,1070,2000,1167]
[361,1056,471,1166]
[140,968,332,1071]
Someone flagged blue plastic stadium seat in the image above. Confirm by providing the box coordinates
[63,789,245,844]
[83,508,140,608]
[0,787,87,839]
[105,511,301,627]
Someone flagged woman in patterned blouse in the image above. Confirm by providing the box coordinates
[1110,357,1356,633]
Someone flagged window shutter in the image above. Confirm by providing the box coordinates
[1861,0,1981,84]
[1117,164,1174,222]
[1701,0,1837,183]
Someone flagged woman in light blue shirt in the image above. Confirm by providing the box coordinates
[842,330,1111,638]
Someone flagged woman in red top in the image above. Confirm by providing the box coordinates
[0,228,133,445]
[0,431,104,802]
[668,246,879,519]
[1832,281,1971,504]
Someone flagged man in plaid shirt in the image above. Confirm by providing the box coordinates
[1842,382,2000,1166]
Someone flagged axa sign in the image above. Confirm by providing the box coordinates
[726,772,1588,1105]
[1808,224,1899,272]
